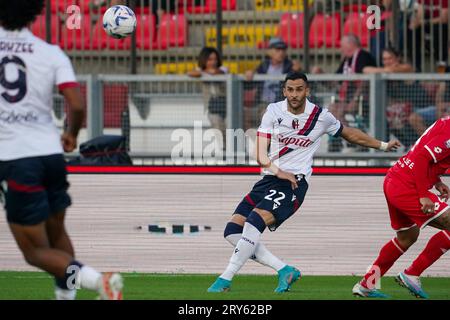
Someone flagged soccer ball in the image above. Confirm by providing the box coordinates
[102,5,137,39]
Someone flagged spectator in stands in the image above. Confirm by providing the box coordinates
[364,48,423,148]
[409,65,450,136]
[243,37,301,130]
[407,0,449,71]
[188,47,228,147]
[363,47,414,74]
[369,0,394,63]
[110,0,177,26]
[321,34,377,152]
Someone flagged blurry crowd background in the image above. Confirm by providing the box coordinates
[37,0,450,155]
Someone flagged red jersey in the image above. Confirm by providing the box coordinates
[389,117,450,198]
[419,0,449,18]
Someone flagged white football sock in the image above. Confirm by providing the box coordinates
[55,287,77,300]
[221,222,261,281]
[225,233,286,272]
[76,265,102,291]
[224,233,241,246]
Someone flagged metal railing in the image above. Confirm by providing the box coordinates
[56,73,450,165]
[38,0,450,74]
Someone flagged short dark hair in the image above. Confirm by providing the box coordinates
[284,72,308,86]
[0,0,44,31]
[382,47,401,57]
[197,47,222,70]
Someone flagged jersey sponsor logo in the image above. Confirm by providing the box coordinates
[242,237,255,246]
[434,146,443,154]
[446,139,450,149]
[278,134,313,148]
[0,110,38,124]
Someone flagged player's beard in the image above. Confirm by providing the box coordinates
[287,96,306,113]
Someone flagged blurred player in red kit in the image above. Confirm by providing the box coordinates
[353,116,450,299]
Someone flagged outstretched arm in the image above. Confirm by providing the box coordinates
[340,126,401,151]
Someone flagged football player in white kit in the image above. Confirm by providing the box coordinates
[208,72,401,293]
[0,1,123,300]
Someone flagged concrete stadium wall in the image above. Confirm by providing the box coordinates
[0,174,449,277]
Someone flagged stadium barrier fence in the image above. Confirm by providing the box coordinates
[59,73,450,165]
[37,0,450,74]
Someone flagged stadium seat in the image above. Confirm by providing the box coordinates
[279,13,304,48]
[343,13,370,47]
[182,0,236,14]
[208,0,237,12]
[77,0,151,14]
[91,19,132,50]
[309,13,341,48]
[60,14,93,50]
[103,84,129,128]
[49,0,69,13]
[159,14,187,48]
[343,4,368,13]
[136,14,163,50]
[77,0,107,14]
[30,14,60,44]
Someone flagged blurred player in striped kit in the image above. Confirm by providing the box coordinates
[208,72,400,293]
[353,117,450,299]
[0,1,122,300]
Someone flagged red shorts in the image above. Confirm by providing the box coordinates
[384,174,449,231]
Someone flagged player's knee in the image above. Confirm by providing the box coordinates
[246,211,266,233]
[437,209,450,230]
[224,222,243,238]
[397,227,419,249]
[253,208,275,226]
[22,249,41,267]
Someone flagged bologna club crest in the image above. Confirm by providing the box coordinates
[292,118,299,129]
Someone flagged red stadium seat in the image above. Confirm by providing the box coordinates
[77,0,150,14]
[182,0,236,14]
[279,13,304,48]
[60,14,93,50]
[136,14,164,50]
[30,14,60,44]
[159,14,187,48]
[343,4,368,13]
[343,13,369,47]
[91,19,132,50]
[207,0,237,12]
[309,13,341,48]
[49,0,72,14]
[77,0,106,14]
[103,84,129,128]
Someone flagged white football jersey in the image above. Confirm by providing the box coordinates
[257,98,343,181]
[0,27,78,161]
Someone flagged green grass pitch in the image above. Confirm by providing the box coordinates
[0,272,448,300]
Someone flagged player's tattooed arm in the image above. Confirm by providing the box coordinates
[340,126,401,152]
[256,135,298,189]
